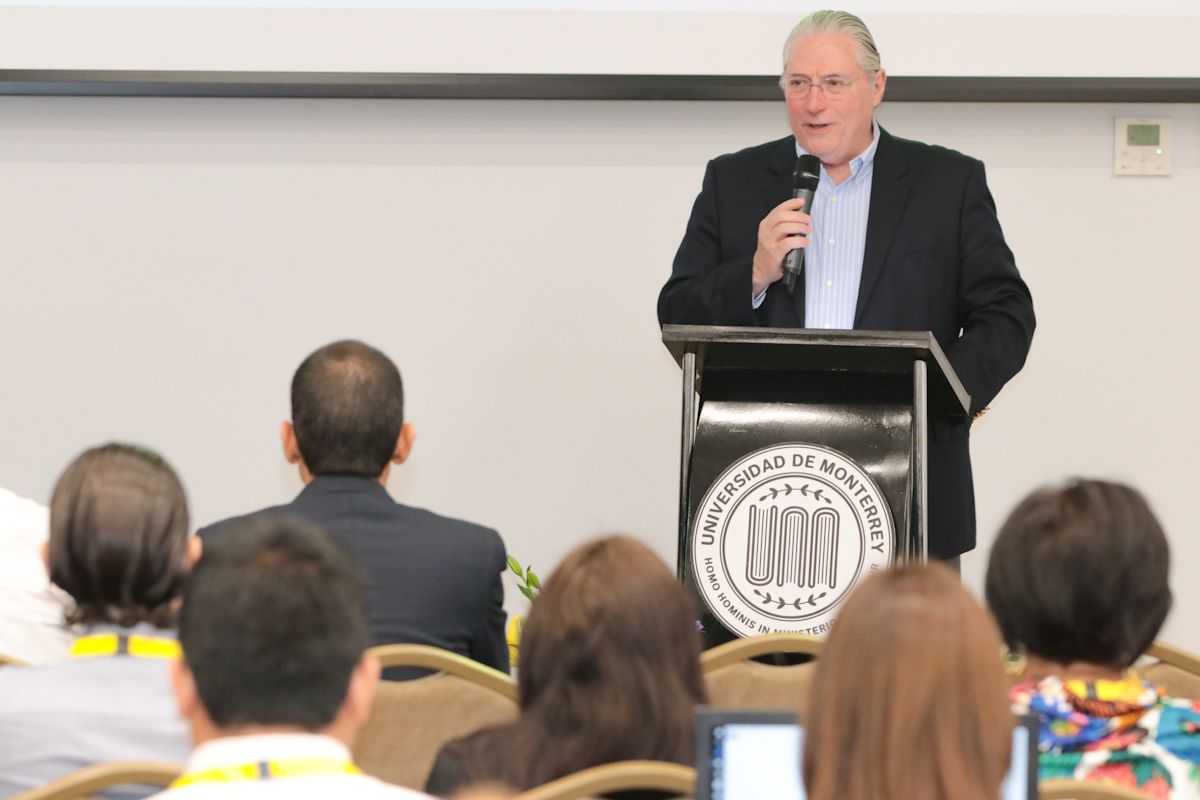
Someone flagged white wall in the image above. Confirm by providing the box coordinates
[0,95,1196,649]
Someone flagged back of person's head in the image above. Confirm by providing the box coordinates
[290,339,404,478]
[803,564,1012,800]
[177,514,371,731]
[513,535,706,784]
[986,478,1170,670]
[48,442,190,628]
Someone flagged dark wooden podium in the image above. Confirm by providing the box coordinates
[663,325,969,646]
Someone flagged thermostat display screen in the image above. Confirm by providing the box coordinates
[1127,124,1160,147]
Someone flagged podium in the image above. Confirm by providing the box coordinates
[663,325,969,646]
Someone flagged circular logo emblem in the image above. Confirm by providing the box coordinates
[691,443,894,638]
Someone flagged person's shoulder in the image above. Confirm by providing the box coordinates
[709,135,795,169]
[396,504,501,543]
[880,129,983,173]
[196,505,292,541]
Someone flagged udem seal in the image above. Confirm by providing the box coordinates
[692,443,894,638]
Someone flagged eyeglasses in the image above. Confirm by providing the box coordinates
[780,75,865,98]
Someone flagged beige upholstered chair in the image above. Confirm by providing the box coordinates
[1040,779,1159,800]
[0,651,28,667]
[514,760,695,800]
[701,633,823,723]
[1140,640,1200,701]
[354,644,519,790]
[10,761,181,800]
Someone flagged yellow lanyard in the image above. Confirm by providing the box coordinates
[69,633,181,660]
[171,758,362,787]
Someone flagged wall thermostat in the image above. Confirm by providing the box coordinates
[1114,117,1171,176]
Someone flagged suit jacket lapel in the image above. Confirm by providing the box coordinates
[761,138,806,326]
[855,127,911,326]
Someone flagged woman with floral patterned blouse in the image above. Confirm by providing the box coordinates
[987,479,1200,800]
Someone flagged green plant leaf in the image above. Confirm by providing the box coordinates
[527,570,541,589]
[519,586,535,601]
[507,555,524,578]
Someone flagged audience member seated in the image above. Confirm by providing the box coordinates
[152,514,431,799]
[424,535,707,797]
[199,339,508,678]
[803,564,1013,800]
[987,479,1200,800]
[0,444,196,797]
[0,486,71,664]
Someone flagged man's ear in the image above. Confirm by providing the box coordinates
[39,540,49,576]
[344,652,381,727]
[185,536,203,567]
[280,420,302,464]
[872,68,887,107]
[170,657,200,722]
[392,422,417,466]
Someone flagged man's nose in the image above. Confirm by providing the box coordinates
[803,86,827,112]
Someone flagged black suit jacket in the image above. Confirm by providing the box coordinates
[657,128,1035,557]
[199,476,509,677]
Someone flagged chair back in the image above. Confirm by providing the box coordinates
[353,644,519,790]
[514,760,695,800]
[701,633,822,723]
[10,761,180,800]
[0,651,29,667]
[1039,779,1159,800]
[1141,640,1200,701]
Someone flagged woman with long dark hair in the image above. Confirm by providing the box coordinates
[0,443,197,797]
[425,535,707,796]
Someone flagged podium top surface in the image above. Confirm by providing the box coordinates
[662,325,970,417]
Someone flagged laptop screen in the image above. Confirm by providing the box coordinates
[695,707,1038,800]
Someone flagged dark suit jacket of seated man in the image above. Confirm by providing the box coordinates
[657,12,1036,560]
[199,340,508,679]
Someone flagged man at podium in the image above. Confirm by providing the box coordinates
[657,10,1035,563]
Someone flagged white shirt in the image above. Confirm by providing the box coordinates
[150,734,433,800]
[0,488,72,664]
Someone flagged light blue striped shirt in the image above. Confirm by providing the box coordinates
[753,121,880,329]
[800,121,880,329]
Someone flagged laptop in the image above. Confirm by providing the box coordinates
[695,707,1038,800]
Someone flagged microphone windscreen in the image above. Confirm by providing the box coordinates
[794,154,821,192]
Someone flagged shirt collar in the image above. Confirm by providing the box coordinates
[186,733,352,773]
[794,118,881,182]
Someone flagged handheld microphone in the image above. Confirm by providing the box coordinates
[782,154,820,293]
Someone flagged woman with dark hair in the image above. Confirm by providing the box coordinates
[0,443,197,797]
[803,564,1013,800]
[425,535,707,796]
[987,479,1200,800]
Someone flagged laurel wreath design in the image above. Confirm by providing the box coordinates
[757,483,833,504]
[753,589,827,609]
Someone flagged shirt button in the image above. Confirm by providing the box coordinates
[823,323,831,329]
[826,280,833,287]
[828,238,836,244]
[831,197,839,204]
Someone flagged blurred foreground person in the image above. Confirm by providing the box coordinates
[988,479,1200,800]
[426,536,706,797]
[803,564,1013,800]
[153,515,431,799]
[0,444,196,797]
[0,486,71,664]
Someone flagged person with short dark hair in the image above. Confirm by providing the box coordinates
[987,479,1200,800]
[803,564,1013,800]
[152,515,430,799]
[0,443,197,797]
[200,339,508,678]
[425,535,707,797]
